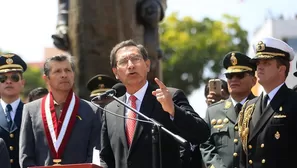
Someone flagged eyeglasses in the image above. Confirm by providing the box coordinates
[0,73,21,83]
[225,72,249,80]
[116,55,143,67]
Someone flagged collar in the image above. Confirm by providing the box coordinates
[125,81,148,103]
[1,98,21,110]
[230,96,247,106]
[263,82,284,100]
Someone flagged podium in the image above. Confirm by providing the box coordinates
[29,163,102,168]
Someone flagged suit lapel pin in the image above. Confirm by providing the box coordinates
[76,115,82,120]
[274,131,280,139]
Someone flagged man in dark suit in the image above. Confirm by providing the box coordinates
[100,39,210,168]
[19,55,101,167]
[0,53,27,168]
[200,52,257,168]
[0,137,11,168]
[238,37,297,168]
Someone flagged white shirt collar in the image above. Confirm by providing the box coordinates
[125,81,148,111]
[263,82,284,102]
[1,98,21,120]
[230,96,248,106]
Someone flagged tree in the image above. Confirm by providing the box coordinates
[22,66,46,99]
[160,13,249,95]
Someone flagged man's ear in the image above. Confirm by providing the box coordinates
[112,68,118,79]
[146,59,151,72]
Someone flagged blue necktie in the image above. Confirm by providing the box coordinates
[5,104,13,129]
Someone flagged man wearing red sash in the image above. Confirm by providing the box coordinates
[19,55,101,167]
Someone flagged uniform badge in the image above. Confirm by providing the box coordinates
[224,101,232,109]
[279,106,283,111]
[217,119,223,125]
[223,118,229,124]
[256,41,265,52]
[211,119,217,125]
[98,76,102,80]
[230,53,237,66]
[2,53,14,58]
[274,131,280,139]
[6,58,13,64]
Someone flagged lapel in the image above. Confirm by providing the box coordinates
[224,98,237,124]
[249,84,289,141]
[128,84,155,155]
[0,103,10,132]
[116,95,129,151]
[10,101,24,132]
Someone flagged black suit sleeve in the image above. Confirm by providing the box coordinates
[0,138,10,168]
[171,89,210,144]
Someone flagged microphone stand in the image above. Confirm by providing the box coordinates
[111,95,190,168]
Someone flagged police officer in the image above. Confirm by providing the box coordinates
[200,51,257,168]
[238,37,297,168]
[0,53,27,168]
[86,74,119,107]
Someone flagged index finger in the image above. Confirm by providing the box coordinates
[154,78,167,89]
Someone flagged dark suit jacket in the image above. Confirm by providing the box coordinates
[239,84,297,168]
[0,137,11,168]
[200,94,255,168]
[100,84,210,168]
[19,98,101,168]
[0,101,23,168]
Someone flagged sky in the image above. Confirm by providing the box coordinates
[0,0,297,117]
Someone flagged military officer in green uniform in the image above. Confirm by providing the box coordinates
[200,51,257,168]
[238,37,297,168]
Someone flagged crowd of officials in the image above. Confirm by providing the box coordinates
[0,37,297,168]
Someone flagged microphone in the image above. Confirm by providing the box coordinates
[95,83,126,100]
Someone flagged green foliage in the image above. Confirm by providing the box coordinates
[22,66,46,99]
[159,12,249,95]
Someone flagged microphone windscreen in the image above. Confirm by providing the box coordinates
[112,83,126,97]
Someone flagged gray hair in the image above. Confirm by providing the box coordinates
[43,55,75,77]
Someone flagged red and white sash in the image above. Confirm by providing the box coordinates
[41,90,79,160]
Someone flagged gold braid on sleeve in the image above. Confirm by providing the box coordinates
[238,101,255,154]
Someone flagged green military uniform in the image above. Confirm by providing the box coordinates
[200,52,256,168]
[238,37,297,168]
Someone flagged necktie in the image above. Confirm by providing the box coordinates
[126,95,137,146]
[234,103,242,114]
[5,104,13,129]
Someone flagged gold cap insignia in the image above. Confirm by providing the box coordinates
[2,53,14,58]
[6,58,13,64]
[230,53,237,66]
[274,131,280,139]
[98,76,102,80]
[256,41,265,52]
[279,106,283,111]
[98,84,105,89]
